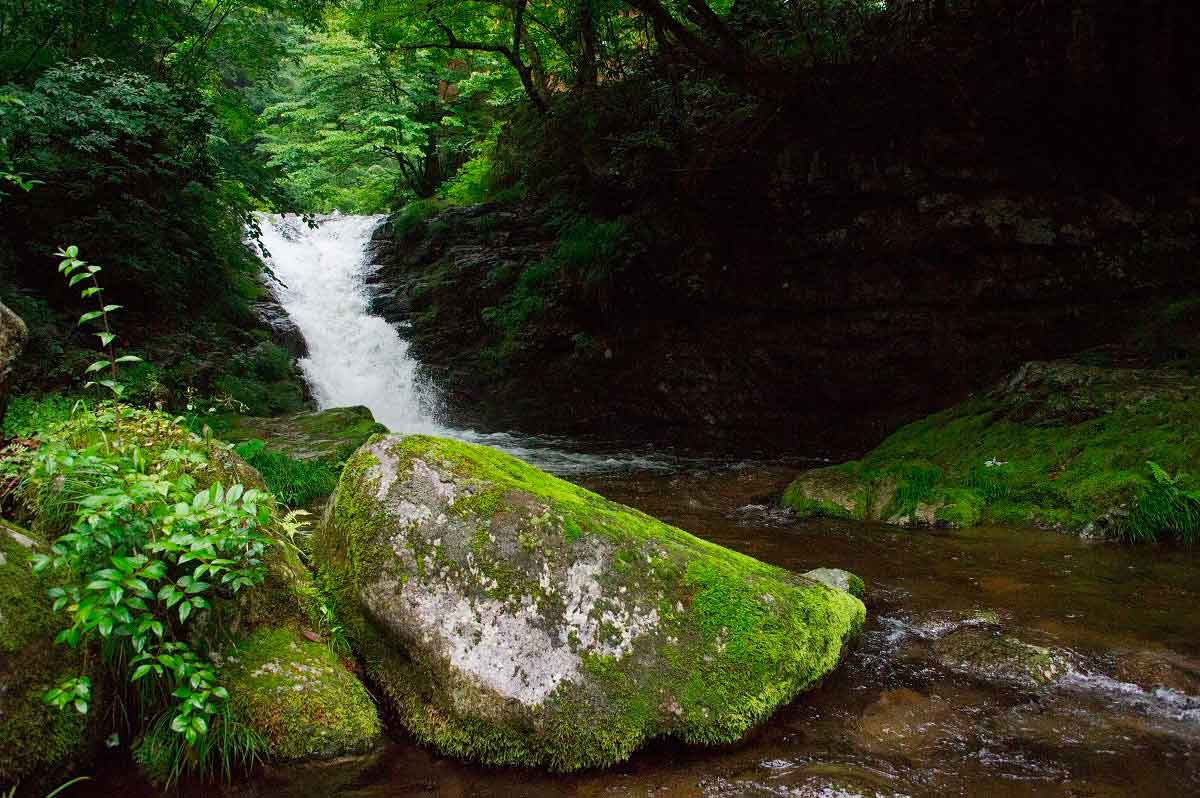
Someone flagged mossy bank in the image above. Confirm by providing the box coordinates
[782,360,1200,540]
[314,433,865,771]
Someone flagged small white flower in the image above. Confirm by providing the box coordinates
[985,457,1008,468]
[208,407,216,413]
[186,404,194,411]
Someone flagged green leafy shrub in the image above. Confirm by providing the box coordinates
[392,199,446,241]
[1,394,74,439]
[19,404,283,783]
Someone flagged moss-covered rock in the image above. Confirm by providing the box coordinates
[215,628,381,760]
[802,568,866,601]
[223,406,388,463]
[0,520,94,790]
[314,434,865,772]
[782,360,1200,536]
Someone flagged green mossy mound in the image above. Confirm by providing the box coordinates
[0,520,94,790]
[315,434,865,772]
[223,406,388,463]
[216,628,381,760]
[782,360,1200,537]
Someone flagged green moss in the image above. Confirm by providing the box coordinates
[219,628,381,761]
[933,488,985,528]
[0,521,91,786]
[781,363,1200,538]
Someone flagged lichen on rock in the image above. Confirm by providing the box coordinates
[314,433,865,771]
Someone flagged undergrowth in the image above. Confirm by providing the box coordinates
[232,439,338,508]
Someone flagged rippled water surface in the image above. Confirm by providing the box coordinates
[83,464,1199,798]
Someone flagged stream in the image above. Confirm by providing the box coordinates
[79,214,1199,796]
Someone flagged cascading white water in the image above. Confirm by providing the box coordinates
[253,212,684,475]
[255,212,449,435]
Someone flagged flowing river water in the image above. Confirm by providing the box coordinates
[81,215,1200,796]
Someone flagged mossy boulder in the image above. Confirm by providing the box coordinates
[782,359,1200,536]
[314,434,865,772]
[0,520,95,790]
[223,406,388,463]
[214,628,381,760]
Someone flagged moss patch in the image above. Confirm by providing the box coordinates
[782,360,1200,537]
[218,628,381,761]
[0,520,92,787]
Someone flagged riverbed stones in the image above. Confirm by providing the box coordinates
[314,434,865,771]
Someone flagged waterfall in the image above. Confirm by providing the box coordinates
[255,212,449,436]
[253,212,681,475]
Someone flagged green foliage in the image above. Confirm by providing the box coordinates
[1122,462,1200,545]
[133,704,265,788]
[53,246,143,402]
[1,394,74,439]
[21,405,281,779]
[213,343,306,417]
[392,199,447,240]
[233,440,339,508]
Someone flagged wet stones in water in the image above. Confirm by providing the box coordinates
[1113,650,1200,696]
[313,434,867,771]
[854,688,973,759]
[930,627,1067,688]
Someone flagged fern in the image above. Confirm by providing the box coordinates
[1121,461,1200,544]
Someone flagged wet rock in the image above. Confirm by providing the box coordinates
[855,688,969,758]
[0,520,96,787]
[253,296,308,359]
[802,568,866,600]
[313,434,865,771]
[930,627,1067,688]
[223,406,388,462]
[1114,650,1200,696]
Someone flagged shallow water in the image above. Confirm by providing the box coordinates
[80,464,1199,797]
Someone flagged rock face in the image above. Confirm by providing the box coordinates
[0,301,27,417]
[782,359,1200,536]
[0,520,94,788]
[365,179,1199,455]
[315,434,865,771]
[252,294,308,360]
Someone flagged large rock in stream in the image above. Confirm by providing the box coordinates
[314,434,865,771]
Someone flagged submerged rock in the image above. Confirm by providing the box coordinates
[315,434,865,771]
[930,627,1067,688]
[1114,650,1200,696]
[0,520,95,788]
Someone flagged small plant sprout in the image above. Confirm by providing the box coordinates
[54,245,142,400]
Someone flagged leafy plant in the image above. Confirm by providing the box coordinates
[26,414,278,777]
[53,246,142,401]
[233,440,338,508]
